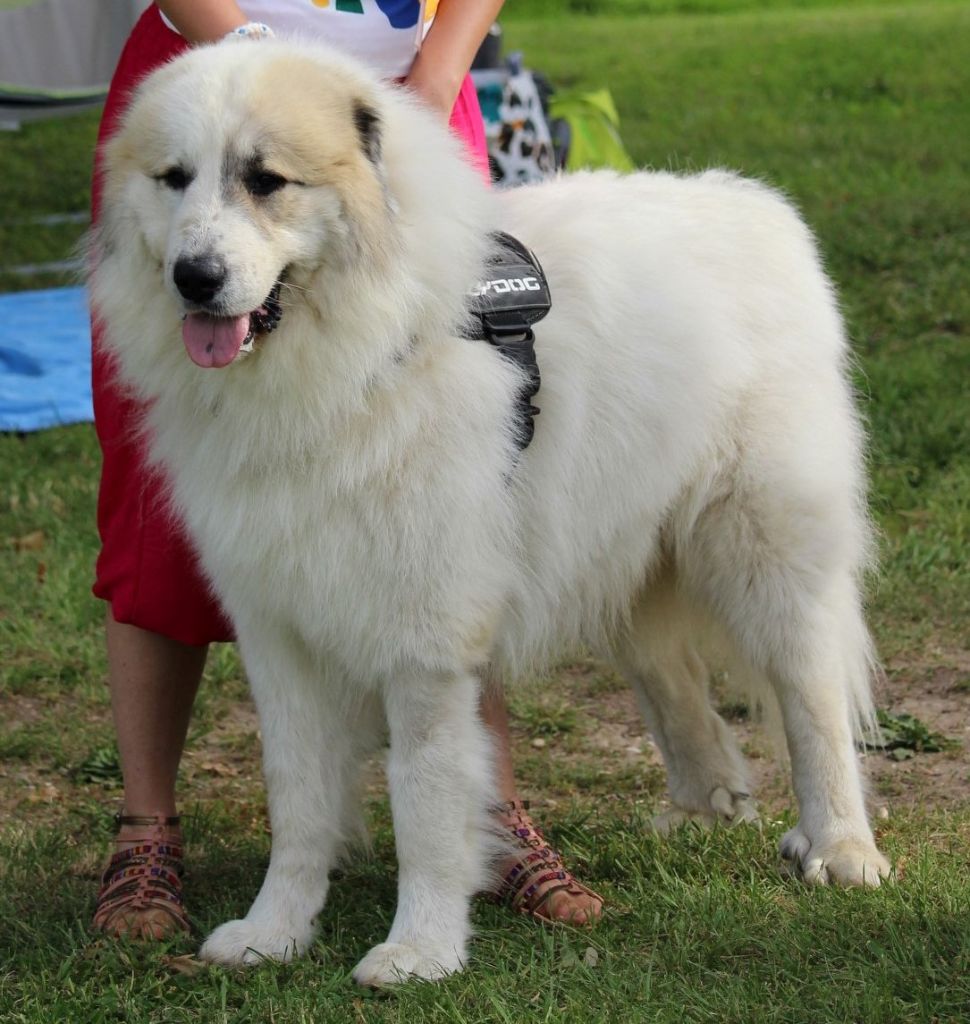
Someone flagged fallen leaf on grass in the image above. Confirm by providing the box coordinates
[25,782,61,804]
[11,530,45,551]
[352,999,370,1023]
[198,760,239,777]
[160,953,207,977]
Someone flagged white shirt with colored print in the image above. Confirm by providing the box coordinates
[162,1,438,79]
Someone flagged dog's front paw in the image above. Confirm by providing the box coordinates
[651,786,761,833]
[352,941,464,987]
[199,917,313,966]
[780,827,891,888]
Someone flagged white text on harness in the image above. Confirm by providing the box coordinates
[471,276,542,297]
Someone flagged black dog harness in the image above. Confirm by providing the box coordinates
[463,231,550,451]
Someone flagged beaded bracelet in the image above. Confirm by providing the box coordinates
[224,22,275,42]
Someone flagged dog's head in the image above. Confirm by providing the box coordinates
[97,40,415,370]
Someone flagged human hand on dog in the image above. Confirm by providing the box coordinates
[404,0,505,119]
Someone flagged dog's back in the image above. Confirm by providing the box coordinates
[490,170,866,678]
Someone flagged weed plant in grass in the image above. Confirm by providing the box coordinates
[1,2,968,1021]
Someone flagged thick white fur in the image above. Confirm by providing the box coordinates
[91,39,890,984]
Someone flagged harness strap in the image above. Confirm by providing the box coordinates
[464,231,551,451]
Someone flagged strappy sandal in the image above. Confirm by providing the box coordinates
[92,813,190,940]
[492,800,604,925]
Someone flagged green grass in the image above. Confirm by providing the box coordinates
[1,809,968,1024]
[502,1,970,655]
[1,1,969,1021]
[0,110,99,291]
[506,0,969,16]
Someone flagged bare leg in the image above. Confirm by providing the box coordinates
[479,682,519,803]
[95,614,207,939]
[106,613,207,820]
[480,681,603,925]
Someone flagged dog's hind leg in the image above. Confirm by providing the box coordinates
[352,669,492,986]
[200,626,380,966]
[755,582,890,887]
[681,482,891,888]
[612,576,760,831]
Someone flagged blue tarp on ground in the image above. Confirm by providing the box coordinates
[0,286,93,432]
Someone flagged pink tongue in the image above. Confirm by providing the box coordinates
[182,313,251,368]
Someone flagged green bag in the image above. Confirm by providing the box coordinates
[548,89,634,173]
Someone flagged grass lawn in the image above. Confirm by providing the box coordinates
[1,2,968,1021]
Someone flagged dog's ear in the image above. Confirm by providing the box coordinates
[353,102,382,167]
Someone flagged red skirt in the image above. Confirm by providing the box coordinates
[92,4,489,645]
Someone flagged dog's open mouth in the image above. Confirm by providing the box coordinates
[182,281,284,369]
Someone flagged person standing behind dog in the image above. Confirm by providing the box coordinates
[91,1,603,941]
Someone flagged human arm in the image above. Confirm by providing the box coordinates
[405,0,506,119]
[155,1,250,43]
[158,0,503,118]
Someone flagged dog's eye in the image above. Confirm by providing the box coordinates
[156,167,191,191]
[247,171,288,198]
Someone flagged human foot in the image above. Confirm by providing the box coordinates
[93,813,189,940]
[491,801,603,925]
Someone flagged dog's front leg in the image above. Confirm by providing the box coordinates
[200,630,373,966]
[353,671,492,986]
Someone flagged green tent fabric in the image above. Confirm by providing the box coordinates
[0,82,110,108]
[549,89,635,173]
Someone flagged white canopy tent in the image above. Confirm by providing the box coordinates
[0,0,148,124]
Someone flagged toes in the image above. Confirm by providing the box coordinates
[540,889,603,927]
[709,786,737,819]
[798,857,831,887]
[199,919,308,966]
[710,787,761,826]
[352,941,463,987]
[813,846,891,888]
[779,831,892,888]
[650,808,708,833]
[780,826,812,865]
[652,790,760,833]
[99,907,186,942]
[137,911,181,942]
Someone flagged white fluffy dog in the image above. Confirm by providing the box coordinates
[90,39,890,984]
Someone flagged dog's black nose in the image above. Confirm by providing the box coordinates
[173,255,227,304]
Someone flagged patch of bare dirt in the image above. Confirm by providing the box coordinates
[1,645,966,839]
[521,646,970,818]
